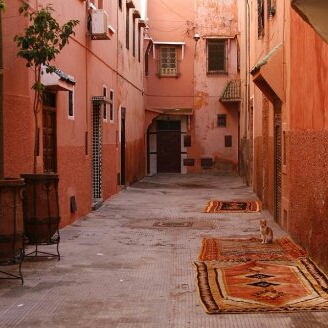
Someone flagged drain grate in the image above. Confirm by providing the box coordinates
[153,221,193,228]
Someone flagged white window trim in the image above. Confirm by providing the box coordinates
[153,41,185,60]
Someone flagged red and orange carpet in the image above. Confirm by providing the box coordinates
[204,200,261,213]
[194,237,328,314]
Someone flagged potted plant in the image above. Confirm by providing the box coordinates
[14,1,78,259]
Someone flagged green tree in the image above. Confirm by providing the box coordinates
[14,1,79,173]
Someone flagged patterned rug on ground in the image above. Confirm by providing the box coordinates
[204,200,261,213]
[194,258,328,314]
[198,237,308,262]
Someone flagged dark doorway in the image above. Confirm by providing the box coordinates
[120,108,126,185]
[156,120,181,173]
[43,92,57,173]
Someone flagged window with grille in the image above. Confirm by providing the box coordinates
[159,46,178,77]
[207,39,227,74]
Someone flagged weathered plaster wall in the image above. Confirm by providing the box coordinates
[192,0,240,173]
[146,0,240,174]
[288,131,328,271]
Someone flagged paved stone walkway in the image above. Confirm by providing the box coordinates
[1,173,328,327]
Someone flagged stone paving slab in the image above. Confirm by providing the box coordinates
[1,173,328,327]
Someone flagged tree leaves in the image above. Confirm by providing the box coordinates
[0,0,6,11]
[14,2,79,71]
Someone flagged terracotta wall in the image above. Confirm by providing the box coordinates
[3,1,32,176]
[288,8,328,272]
[3,0,146,226]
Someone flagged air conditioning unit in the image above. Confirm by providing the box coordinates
[91,9,110,40]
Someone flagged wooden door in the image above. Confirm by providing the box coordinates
[156,120,181,173]
[43,93,57,173]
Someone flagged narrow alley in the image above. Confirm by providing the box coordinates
[1,173,328,328]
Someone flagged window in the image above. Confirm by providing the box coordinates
[201,158,213,169]
[68,90,74,118]
[138,20,146,63]
[126,1,135,49]
[132,11,141,58]
[183,135,191,147]
[217,114,227,127]
[103,86,107,120]
[225,135,232,147]
[207,39,227,74]
[138,25,142,62]
[183,159,195,166]
[132,18,136,56]
[126,7,130,49]
[159,46,178,77]
[119,0,122,10]
[258,0,265,39]
[109,89,114,122]
[268,0,276,18]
